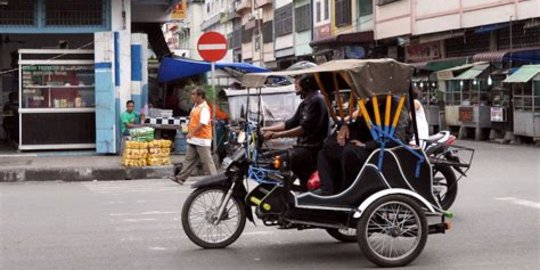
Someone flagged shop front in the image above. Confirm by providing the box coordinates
[1,0,179,154]
[18,49,96,150]
[503,65,540,142]
[442,63,492,140]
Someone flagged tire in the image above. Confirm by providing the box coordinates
[357,195,428,267]
[432,164,458,210]
[181,187,246,249]
[326,228,357,243]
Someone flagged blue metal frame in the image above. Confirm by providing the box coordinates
[0,0,111,34]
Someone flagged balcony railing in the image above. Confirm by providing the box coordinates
[235,0,252,12]
[255,0,272,7]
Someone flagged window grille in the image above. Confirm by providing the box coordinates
[45,0,105,26]
[316,1,321,23]
[335,0,351,27]
[0,0,35,26]
[359,0,373,16]
[275,4,293,37]
[230,28,242,48]
[295,5,311,32]
[262,20,273,42]
[241,26,252,43]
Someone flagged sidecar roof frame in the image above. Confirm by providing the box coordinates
[242,59,415,99]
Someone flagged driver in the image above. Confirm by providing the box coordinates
[261,74,329,188]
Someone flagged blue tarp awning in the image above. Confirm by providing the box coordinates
[158,57,269,82]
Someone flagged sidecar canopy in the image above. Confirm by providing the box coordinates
[242,59,414,99]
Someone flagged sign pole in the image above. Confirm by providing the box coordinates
[197,31,227,156]
[211,61,217,152]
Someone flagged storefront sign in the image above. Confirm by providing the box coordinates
[490,107,506,122]
[314,24,332,40]
[406,41,442,63]
[171,1,186,21]
[459,106,474,123]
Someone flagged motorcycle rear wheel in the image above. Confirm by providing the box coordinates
[433,164,458,210]
[181,187,246,249]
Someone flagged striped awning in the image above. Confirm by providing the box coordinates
[473,47,540,63]
[503,65,540,83]
[419,30,465,44]
[454,64,490,80]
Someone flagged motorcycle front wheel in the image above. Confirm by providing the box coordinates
[181,187,246,249]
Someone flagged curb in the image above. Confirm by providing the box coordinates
[0,166,174,182]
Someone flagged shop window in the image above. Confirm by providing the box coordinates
[241,25,252,44]
[316,1,321,23]
[335,0,352,27]
[262,21,273,43]
[295,5,311,33]
[275,4,293,37]
[324,0,329,20]
[359,0,373,16]
[0,0,35,26]
[45,0,105,26]
[230,28,242,49]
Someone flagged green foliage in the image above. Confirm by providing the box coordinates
[184,82,217,103]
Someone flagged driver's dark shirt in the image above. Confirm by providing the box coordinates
[284,91,329,148]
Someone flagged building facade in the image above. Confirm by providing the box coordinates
[0,0,179,153]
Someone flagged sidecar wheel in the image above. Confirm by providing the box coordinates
[357,195,428,267]
[181,187,246,249]
[326,228,357,243]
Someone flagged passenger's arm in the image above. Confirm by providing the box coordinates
[337,125,350,146]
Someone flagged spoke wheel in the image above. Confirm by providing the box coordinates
[326,228,357,243]
[181,187,246,249]
[432,164,458,210]
[358,195,428,267]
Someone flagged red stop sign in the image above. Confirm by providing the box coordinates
[197,32,228,62]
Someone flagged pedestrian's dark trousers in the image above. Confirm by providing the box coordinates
[287,146,320,189]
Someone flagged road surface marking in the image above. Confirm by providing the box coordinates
[149,246,169,251]
[122,218,158,222]
[495,197,540,209]
[110,211,176,216]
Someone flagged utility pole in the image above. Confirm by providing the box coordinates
[509,15,513,68]
[251,0,265,68]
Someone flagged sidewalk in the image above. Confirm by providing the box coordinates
[0,152,185,182]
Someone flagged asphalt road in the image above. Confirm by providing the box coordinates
[1,141,539,270]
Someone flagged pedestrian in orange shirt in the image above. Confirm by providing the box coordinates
[169,88,217,184]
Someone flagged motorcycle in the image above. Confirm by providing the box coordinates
[180,59,462,267]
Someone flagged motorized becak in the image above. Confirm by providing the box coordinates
[180,59,473,267]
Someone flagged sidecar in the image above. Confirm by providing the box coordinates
[242,59,451,267]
